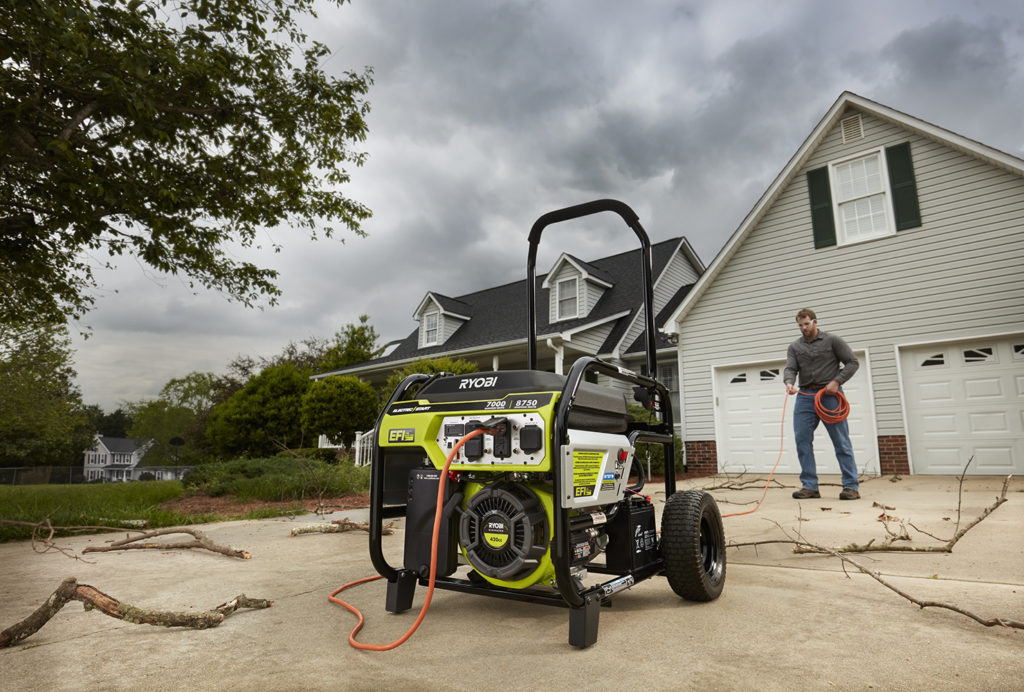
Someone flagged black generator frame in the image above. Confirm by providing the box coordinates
[367,199,679,647]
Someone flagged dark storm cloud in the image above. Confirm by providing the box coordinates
[71,0,1024,408]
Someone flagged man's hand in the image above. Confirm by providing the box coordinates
[825,380,840,394]
[786,383,798,395]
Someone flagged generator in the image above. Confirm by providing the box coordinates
[367,200,725,648]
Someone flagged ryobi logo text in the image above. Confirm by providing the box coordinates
[387,428,416,443]
[458,376,498,390]
[483,518,510,549]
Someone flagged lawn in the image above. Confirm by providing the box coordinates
[0,458,372,542]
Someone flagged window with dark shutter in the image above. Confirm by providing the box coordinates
[807,140,920,248]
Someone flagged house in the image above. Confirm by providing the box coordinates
[83,436,154,482]
[315,237,704,427]
[662,92,1024,478]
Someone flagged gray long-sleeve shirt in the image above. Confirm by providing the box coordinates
[783,330,859,389]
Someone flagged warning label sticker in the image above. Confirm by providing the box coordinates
[572,449,605,498]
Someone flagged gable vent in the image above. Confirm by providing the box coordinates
[841,114,864,144]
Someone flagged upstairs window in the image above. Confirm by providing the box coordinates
[832,150,893,244]
[557,277,578,320]
[423,311,439,346]
[807,141,921,248]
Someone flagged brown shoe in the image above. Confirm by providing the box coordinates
[792,488,821,499]
[839,488,860,500]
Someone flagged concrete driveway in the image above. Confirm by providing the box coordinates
[1,474,1021,691]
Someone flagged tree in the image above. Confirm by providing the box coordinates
[0,322,93,466]
[254,315,381,375]
[382,356,480,403]
[1,0,372,326]
[159,370,242,459]
[300,376,378,447]
[321,315,379,372]
[83,405,133,437]
[206,363,310,457]
[126,399,199,465]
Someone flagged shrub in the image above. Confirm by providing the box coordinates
[181,457,370,501]
[276,447,338,463]
[628,404,684,478]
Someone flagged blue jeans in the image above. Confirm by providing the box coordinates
[794,388,858,491]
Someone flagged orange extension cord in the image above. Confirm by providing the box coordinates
[721,388,849,518]
[328,427,488,651]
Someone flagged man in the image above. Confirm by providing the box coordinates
[783,308,861,500]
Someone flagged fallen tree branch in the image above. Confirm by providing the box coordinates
[816,544,1023,630]
[0,518,145,562]
[83,527,251,559]
[290,518,395,536]
[0,577,272,648]
[730,519,1023,631]
[792,475,1011,554]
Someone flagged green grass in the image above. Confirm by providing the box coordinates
[0,458,373,542]
[0,481,192,542]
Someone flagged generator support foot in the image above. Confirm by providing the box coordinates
[568,595,601,648]
[385,570,417,613]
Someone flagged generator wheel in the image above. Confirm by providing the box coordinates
[661,490,726,601]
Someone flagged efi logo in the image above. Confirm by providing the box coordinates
[388,428,416,443]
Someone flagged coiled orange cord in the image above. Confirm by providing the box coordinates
[803,387,850,424]
[328,427,487,651]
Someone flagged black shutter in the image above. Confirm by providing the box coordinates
[886,142,922,231]
[806,167,836,248]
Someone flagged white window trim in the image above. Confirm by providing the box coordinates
[422,310,439,346]
[828,146,897,247]
[555,277,579,322]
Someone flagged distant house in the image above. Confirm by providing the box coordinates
[83,436,160,482]
[314,237,704,426]
[663,92,1024,478]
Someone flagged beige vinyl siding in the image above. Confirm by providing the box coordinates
[567,322,616,354]
[441,314,465,343]
[680,109,1024,441]
[617,247,700,355]
[585,281,607,314]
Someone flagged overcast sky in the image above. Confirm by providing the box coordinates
[70,0,1024,411]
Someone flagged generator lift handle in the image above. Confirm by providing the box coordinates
[526,198,658,376]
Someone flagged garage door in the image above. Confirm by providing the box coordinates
[714,355,877,475]
[900,337,1024,474]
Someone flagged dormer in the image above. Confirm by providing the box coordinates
[414,292,471,348]
[541,253,614,323]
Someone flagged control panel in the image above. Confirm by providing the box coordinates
[435,413,547,467]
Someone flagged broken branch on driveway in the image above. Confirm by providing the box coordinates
[0,577,272,648]
[82,527,252,559]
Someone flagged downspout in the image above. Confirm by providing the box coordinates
[546,338,564,375]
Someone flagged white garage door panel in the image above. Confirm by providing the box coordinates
[714,356,877,476]
[901,337,1024,475]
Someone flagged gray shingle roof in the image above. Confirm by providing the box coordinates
[323,237,689,374]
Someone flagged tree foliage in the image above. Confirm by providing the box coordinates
[250,314,381,375]
[205,362,310,457]
[321,315,379,372]
[0,0,372,326]
[127,398,199,465]
[382,356,480,402]
[0,322,93,466]
[300,376,378,447]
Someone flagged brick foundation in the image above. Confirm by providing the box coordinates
[680,436,911,479]
[877,434,910,475]
[682,440,719,479]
